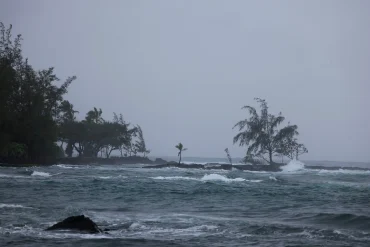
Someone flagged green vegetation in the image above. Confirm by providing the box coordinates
[0,22,308,166]
[233,98,307,165]
[175,143,187,164]
[59,109,149,158]
[0,23,149,164]
[0,23,75,163]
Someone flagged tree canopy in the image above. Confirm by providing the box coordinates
[233,98,307,164]
[0,23,75,163]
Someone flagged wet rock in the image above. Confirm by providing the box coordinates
[46,215,102,233]
[153,158,168,164]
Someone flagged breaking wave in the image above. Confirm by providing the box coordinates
[151,174,261,183]
[0,203,33,209]
[269,176,278,181]
[281,160,305,172]
[317,169,370,175]
[31,171,51,177]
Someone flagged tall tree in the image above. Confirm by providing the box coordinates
[134,125,150,157]
[175,143,187,165]
[113,112,135,157]
[233,98,298,165]
[58,100,78,151]
[0,22,76,163]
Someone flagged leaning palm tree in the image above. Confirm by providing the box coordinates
[175,143,187,164]
[85,107,104,124]
[59,100,79,122]
[233,98,298,165]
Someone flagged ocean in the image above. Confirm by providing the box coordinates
[1,160,370,246]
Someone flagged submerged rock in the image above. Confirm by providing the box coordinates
[46,215,102,233]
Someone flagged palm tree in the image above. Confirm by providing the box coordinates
[233,98,298,165]
[85,107,104,124]
[59,100,79,122]
[58,100,79,150]
[175,143,187,164]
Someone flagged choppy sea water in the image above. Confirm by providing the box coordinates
[1,161,370,246]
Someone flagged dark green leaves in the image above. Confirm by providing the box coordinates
[233,98,307,164]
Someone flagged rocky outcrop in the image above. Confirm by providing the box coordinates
[153,158,168,164]
[46,215,102,233]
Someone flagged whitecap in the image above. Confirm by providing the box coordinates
[151,174,257,183]
[31,171,51,177]
[43,232,113,239]
[269,176,278,181]
[55,164,74,169]
[94,175,127,180]
[151,176,198,181]
[201,174,253,182]
[0,203,32,209]
[0,173,26,178]
[317,169,370,175]
[281,160,305,172]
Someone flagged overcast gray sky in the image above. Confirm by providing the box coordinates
[1,0,369,162]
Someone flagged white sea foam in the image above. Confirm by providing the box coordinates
[55,164,92,169]
[151,174,257,183]
[269,176,278,181]
[0,173,26,178]
[0,203,32,209]
[56,164,74,169]
[201,174,245,182]
[281,160,305,172]
[94,175,127,180]
[43,232,113,239]
[31,171,51,177]
[317,169,370,175]
[151,176,198,181]
[128,222,218,237]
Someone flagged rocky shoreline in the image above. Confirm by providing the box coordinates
[1,157,369,172]
[145,162,284,172]
[144,162,370,172]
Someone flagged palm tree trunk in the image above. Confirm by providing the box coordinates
[269,150,273,165]
[179,152,182,165]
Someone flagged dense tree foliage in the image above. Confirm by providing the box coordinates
[233,98,307,164]
[0,23,150,164]
[134,125,150,157]
[0,23,75,163]
[59,108,150,158]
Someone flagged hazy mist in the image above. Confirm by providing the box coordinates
[1,0,369,162]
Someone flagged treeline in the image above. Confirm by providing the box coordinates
[59,108,150,158]
[0,23,148,163]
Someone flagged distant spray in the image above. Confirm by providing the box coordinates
[224,148,233,165]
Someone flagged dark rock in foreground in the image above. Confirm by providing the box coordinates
[145,163,283,172]
[46,215,102,233]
